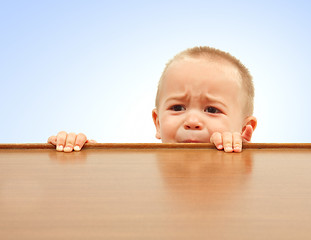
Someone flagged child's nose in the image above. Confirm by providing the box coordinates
[184,113,203,130]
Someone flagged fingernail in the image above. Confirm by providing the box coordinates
[225,146,233,152]
[57,145,63,151]
[234,147,241,152]
[64,146,72,152]
[74,146,81,151]
[218,145,223,150]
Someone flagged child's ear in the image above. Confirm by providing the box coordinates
[241,116,257,142]
[152,108,161,139]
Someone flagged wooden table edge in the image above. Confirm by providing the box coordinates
[0,143,311,149]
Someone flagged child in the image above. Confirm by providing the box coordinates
[48,46,257,153]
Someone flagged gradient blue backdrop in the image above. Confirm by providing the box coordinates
[1,0,310,143]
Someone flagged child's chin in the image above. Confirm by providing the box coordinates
[179,140,207,143]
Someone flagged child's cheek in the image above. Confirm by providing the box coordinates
[160,115,180,143]
[208,116,232,132]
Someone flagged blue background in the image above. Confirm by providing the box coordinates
[1,0,310,143]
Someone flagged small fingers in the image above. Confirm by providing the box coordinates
[232,132,242,152]
[223,132,233,153]
[52,131,92,152]
[211,132,244,153]
[73,133,87,151]
[48,136,57,145]
[56,131,68,151]
[64,132,77,152]
[210,132,223,150]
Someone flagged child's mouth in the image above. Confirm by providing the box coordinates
[181,140,204,143]
[176,130,210,143]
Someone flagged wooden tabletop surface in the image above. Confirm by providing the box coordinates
[1,144,311,239]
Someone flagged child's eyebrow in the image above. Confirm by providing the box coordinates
[163,94,188,104]
[204,94,228,108]
[205,94,227,102]
[163,94,228,108]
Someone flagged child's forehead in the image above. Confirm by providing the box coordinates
[159,58,243,101]
[168,56,238,72]
[163,57,242,87]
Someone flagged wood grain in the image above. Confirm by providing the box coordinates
[1,147,311,239]
[0,142,311,149]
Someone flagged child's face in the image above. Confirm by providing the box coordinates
[153,57,248,143]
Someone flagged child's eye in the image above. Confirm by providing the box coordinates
[170,105,186,111]
[205,106,222,114]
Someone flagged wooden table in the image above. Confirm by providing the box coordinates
[1,143,311,240]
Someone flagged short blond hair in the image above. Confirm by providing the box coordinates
[155,46,254,116]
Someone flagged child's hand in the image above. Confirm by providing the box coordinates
[47,131,96,153]
[210,125,254,153]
